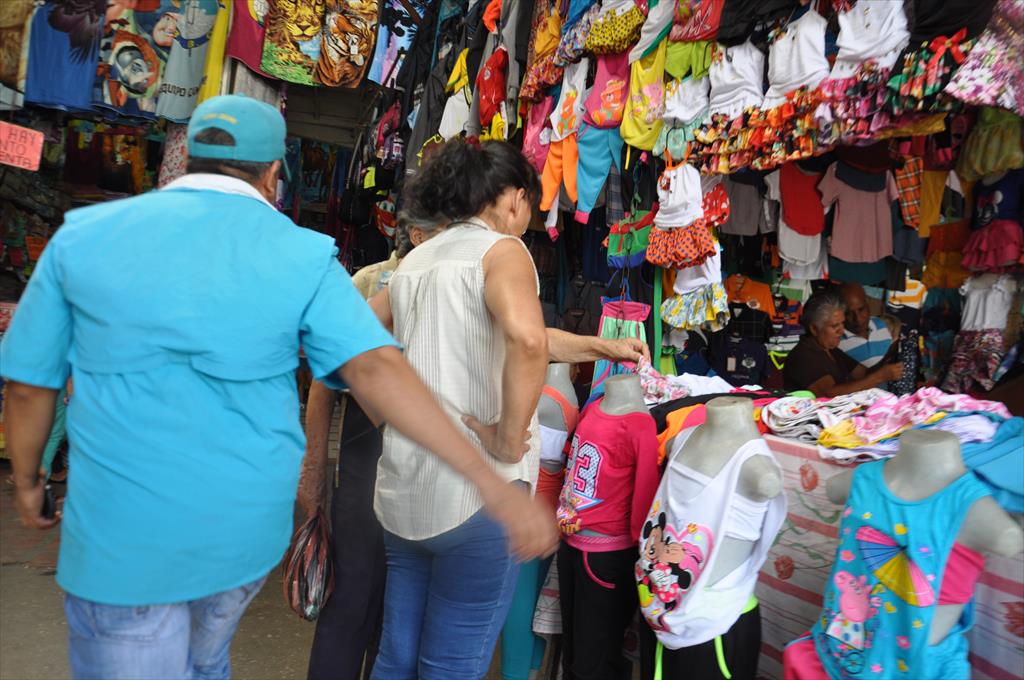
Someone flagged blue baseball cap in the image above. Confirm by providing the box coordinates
[187,94,290,179]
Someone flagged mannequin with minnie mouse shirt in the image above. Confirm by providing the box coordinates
[636,397,786,680]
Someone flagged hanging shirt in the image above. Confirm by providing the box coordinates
[637,429,787,648]
[972,169,1024,229]
[960,274,1018,331]
[724,274,777,317]
[778,162,826,236]
[655,163,704,228]
[810,461,992,679]
[829,0,909,79]
[557,401,661,550]
[766,169,823,266]
[155,0,219,122]
[550,57,591,142]
[316,0,380,87]
[93,5,180,118]
[195,0,231,105]
[708,40,765,119]
[225,0,271,77]
[25,3,99,112]
[367,0,428,87]
[260,0,325,86]
[584,51,630,128]
[621,40,667,150]
[762,8,829,109]
[820,162,899,263]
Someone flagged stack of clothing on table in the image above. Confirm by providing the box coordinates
[759,390,887,441]
[798,386,1013,463]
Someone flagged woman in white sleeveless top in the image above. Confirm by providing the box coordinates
[368,140,553,679]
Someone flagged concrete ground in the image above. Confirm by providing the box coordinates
[0,470,312,680]
[0,470,520,680]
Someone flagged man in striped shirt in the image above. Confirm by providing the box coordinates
[838,282,893,369]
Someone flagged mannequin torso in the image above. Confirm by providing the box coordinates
[826,430,1024,644]
[538,363,579,472]
[599,374,649,416]
[673,397,783,584]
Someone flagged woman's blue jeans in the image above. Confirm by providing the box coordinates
[371,507,521,680]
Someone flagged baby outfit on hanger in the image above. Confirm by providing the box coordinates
[829,0,910,79]
[707,40,765,120]
[962,169,1024,271]
[765,169,823,267]
[575,52,631,224]
[648,163,718,270]
[662,245,730,333]
[655,76,711,161]
[622,39,668,151]
[540,59,591,211]
[941,275,1018,393]
[761,8,830,110]
[637,428,786,678]
[784,460,992,680]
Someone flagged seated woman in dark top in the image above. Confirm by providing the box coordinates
[784,292,903,397]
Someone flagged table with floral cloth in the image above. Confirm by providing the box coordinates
[757,435,1024,680]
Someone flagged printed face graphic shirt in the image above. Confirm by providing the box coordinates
[557,400,660,545]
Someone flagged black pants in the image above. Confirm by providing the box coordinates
[558,543,638,680]
[639,602,761,680]
[307,398,386,680]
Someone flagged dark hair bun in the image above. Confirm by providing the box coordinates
[402,139,540,223]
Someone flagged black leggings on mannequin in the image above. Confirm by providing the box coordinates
[639,603,761,680]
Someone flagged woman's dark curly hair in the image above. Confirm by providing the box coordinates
[401,139,540,224]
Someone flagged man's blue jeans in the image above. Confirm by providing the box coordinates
[64,575,267,680]
[371,508,521,680]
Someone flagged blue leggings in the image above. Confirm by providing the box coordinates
[574,124,624,224]
[500,557,552,680]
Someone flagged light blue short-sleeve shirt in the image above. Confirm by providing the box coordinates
[0,175,397,605]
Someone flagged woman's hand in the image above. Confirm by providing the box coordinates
[599,337,650,363]
[882,362,904,382]
[479,481,559,561]
[462,415,530,464]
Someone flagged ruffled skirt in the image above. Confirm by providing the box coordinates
[661,282,729,332]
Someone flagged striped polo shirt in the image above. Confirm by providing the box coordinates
[838,317,893,368]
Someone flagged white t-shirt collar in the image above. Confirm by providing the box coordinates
[161,173,274,208]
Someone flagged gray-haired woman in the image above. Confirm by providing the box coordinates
[784,291,903,396]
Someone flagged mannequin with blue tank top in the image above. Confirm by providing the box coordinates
[807,431,1023,679]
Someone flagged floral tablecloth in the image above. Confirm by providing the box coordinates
[758,435,1024,680]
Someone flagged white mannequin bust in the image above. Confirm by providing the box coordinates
[826,430,1024,644]
[538,363,579,472]
[672,397,783,584]
[599,374,648,416]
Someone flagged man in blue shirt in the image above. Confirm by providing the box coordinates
[1,95,556,680]
[838,282,893,369]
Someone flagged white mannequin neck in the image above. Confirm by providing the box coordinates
[599,375,648,416]
[678,398,763,477]
[883,430,967,501]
